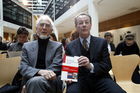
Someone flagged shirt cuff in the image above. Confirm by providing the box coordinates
[90,63,94,73]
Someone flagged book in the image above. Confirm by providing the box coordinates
[61,56,79,82]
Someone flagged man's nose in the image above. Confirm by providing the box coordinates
[43,24,46,28]
[83,22,86,26]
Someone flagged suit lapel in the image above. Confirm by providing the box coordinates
[89,36,97,61]
[45,40,52,65]
[74,38,81,56]
[32,41,38,67]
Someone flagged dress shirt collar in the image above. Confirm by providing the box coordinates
[79,35,91,47]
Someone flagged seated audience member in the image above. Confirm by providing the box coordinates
[104,32,115,53]
[50,33,57,41]
[114,33,140,56]
[114,33,140,84]
[0,36,7,50]
[33,33,38,40]
[65,13,126,93]
[7,36,18,49]
[70,30,79,41]
[61,38,70,50]
[19,15,63,93]
[8,27,29,51]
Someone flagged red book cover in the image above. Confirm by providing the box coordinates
[61,56,79,82]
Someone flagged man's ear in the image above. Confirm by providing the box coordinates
[51,27,53,32]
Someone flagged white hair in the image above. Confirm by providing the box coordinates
[36,15,58,39]
[36,15,53,26]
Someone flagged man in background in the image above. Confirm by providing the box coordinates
[0,36,7,50]
[104,32,115,53]
[8,27,29,51]
[115,33,140,84]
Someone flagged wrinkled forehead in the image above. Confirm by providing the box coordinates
[77,15,90,21]
[37,19,51,25]
[36,16,52,26]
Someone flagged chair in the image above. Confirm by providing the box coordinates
[0,57,21,87]
[0,54,7,59]
[7,51,22,58]
[109,51,115,56]
[0,50,7,54]
[110,55,140,93]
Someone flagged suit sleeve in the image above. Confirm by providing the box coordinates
[93,40,112,77]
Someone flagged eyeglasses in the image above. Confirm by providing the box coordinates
[39,23,52,28]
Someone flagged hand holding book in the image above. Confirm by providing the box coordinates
[61,56,79,82]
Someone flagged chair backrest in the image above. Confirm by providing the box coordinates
[109,51,115,56]
[0,57,21,87]
[110,54,140,82]
[7,51,22,58]
[0,54,7,59]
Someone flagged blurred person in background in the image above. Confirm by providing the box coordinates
[70,30,79,41]
[33,33,38,40]
[50,33,57,41]
[114,33,140,84]
[0,36,7,50]
[8,26,29,51]
[61,37,70,50]
[104,32,115,53]
[114,33,139,56]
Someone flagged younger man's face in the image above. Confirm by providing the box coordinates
[17,34,28,44]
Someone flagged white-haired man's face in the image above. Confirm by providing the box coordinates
[36,18,52,39]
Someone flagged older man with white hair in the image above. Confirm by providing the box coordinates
[19,15,63,93]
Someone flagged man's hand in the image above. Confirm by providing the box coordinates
[64,80,73,84]
[38,70,56,80]
[78,56,92,70]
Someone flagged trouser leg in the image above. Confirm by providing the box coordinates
[26,76,62,93]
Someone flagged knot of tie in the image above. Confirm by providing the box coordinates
[83,39,88,50]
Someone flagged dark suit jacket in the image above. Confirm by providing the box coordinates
[65,36,112,78]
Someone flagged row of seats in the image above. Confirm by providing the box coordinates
[0,56,21,87]
[0,54,140,93]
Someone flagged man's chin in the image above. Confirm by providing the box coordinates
[39,35,49,39]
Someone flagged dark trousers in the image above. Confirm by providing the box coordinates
[67,77,126,93]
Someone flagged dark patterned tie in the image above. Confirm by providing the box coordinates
[83,39,88,50]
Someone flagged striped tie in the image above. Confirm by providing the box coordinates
[82,39,88,50]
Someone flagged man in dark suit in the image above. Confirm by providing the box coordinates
[104,32,115,52]
[65,13,126,93]
[19,15,63,93]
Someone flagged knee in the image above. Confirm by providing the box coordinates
[26,76,45,86]
[111,87,126,93]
